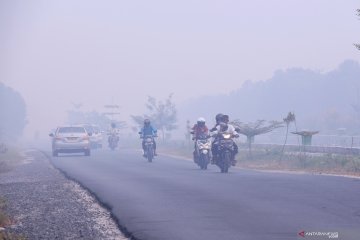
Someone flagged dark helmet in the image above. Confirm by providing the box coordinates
[111,122,116,128]
[144,119,150,126]
[222,114,229,123]
[215,113,224,124]
[197,117,206,126]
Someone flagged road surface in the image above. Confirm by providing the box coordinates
[49,149,360,240]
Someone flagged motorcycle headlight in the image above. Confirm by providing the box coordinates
[198,141,211,149]
[204,142,211,148]
[222,133,231,139]
[146,138,152,143]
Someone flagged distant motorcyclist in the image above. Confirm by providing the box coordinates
[108,122,119,150]
[108,122,119,140]
[191,117,209,161]
[191,117,209,140]
[211,114,239,166]
[139,119,158,156]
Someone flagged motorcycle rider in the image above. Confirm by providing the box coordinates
[108,122,119,145]
[191,117,209,140]
[190,117,209,162]
[139,119,157,157]
[211,114,239,166]
[210,113,224,164]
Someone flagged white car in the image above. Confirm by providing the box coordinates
[49,126,91,157]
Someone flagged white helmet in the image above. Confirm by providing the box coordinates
[197,117,206,124]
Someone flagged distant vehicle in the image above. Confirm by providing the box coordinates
[81,124,103,148]
[49,126,91,157]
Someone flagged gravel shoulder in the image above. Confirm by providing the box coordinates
[0,149,128,240]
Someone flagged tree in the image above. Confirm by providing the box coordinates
[355,9,360,50]
[0,83,27,141]
[131,94,177,141]
[232,119,283,159]
[280,112,296,162]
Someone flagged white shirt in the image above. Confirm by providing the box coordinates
[212,124,238,135]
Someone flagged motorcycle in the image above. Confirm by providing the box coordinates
[213,132,237,173]
[108,132,119,150]
[194,134,211,170]
[143,135,156,162]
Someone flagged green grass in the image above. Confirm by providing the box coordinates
[0,232,26,240]
[0,197,9,227]
[0,147,27,239]
[236,147,360,176]
[158,141,360,176]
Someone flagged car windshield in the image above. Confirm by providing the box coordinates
[58,127,86,134]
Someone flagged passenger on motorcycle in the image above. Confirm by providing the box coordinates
[139,119,157,156]
[211,115,239,166]
[191,117,209,161]
[210,113,224,132]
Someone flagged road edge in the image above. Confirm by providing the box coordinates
[38,149,141,240]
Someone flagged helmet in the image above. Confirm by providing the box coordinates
[144,119,150,125]
[215,113,224,124]
[197,117,205,124]
[222,114,229,123]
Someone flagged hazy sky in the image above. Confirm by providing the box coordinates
[0,0,359,138]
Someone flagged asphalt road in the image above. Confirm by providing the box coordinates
[49,148,360,240]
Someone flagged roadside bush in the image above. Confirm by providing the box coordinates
[0,232,26,240]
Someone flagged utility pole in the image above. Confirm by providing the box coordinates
[103,104,121,121]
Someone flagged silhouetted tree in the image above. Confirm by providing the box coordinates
[131,94,177,141]
[280,112,296,161]
[232,119,283,158]
[0,83,27,141]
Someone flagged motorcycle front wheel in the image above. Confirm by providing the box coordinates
[147,146,153,162]
[199,154,208,170]
[220,152,231,173]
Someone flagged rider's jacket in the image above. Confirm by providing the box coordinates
[191,124,209,139]
[140,125,157,138]
[212,124,238,136]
